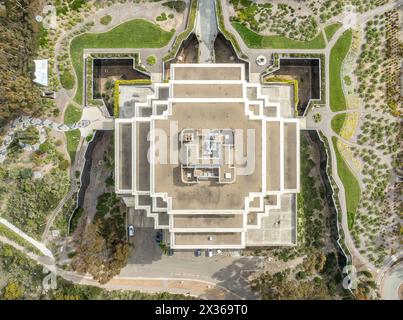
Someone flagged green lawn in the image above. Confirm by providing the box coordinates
[331,113,347,135]
[70,19,174,104]
[60,70,75,90]
[324,23,342,41]
[64,104,82,124]
[331,136,360,230]
[64,104,83,162]
[232,22,326,49]
[329,29,352,112]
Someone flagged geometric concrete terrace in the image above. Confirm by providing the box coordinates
[115,63,300,249]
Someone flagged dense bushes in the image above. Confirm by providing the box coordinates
[0,243,193,300]
[4,168,69,239]
[162,1,186,13]
[71,192,128,284]
[0,0,43,122]
[230,1,320,41]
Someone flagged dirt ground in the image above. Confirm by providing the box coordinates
[93,59,148,98]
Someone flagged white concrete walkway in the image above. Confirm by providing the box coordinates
[0,218,54,259]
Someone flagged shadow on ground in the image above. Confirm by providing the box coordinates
[128,228,163,265]
[212,257,261,300]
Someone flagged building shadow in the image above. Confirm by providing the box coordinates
[212,257,261,300]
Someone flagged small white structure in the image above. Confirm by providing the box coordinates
[256,55,267,66]
[32,171,43,180]
[33,59,48,86]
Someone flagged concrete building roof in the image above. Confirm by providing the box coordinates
[115,63,300,249]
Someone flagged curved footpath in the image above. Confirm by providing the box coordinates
[306,0,403,276]
[380,261,403,300]
[0,115,90,163]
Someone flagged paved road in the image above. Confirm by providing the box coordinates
[121,247,261,299]
[380,261,403,300]
[125,209,261,299]
[0,235,241,299]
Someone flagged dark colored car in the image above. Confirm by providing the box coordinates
[168,249,174,256]
[195,249,201,257]
[155,230,162,243]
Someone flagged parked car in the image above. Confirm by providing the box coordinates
[168,249,174,256]
[206,249,213,257]
[195,249,202,257]
[128,225,135,237]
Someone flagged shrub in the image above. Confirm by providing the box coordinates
[58,158,70,171]
[100,15,112,25]
[14,126,40,146]
[69,0,85,11]
[162,1,186,13]
[146,55,157,65]
[156,12,168,22]
[86,133,93,142]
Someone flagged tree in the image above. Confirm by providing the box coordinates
[0,0,43,122]
[2,282,24,300]
[71,217,129,285]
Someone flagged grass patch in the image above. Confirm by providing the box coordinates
[64,104,82,161]
[331,113,347,135]
[329,29,352,112]
[331,136,360,230]
[64,104,82,125]
[64,130,80,162]
[60,71,75,90]
[100,15,112,25]
[324,23,342,41]
[232,22,326,49]
[70,19,173,104]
